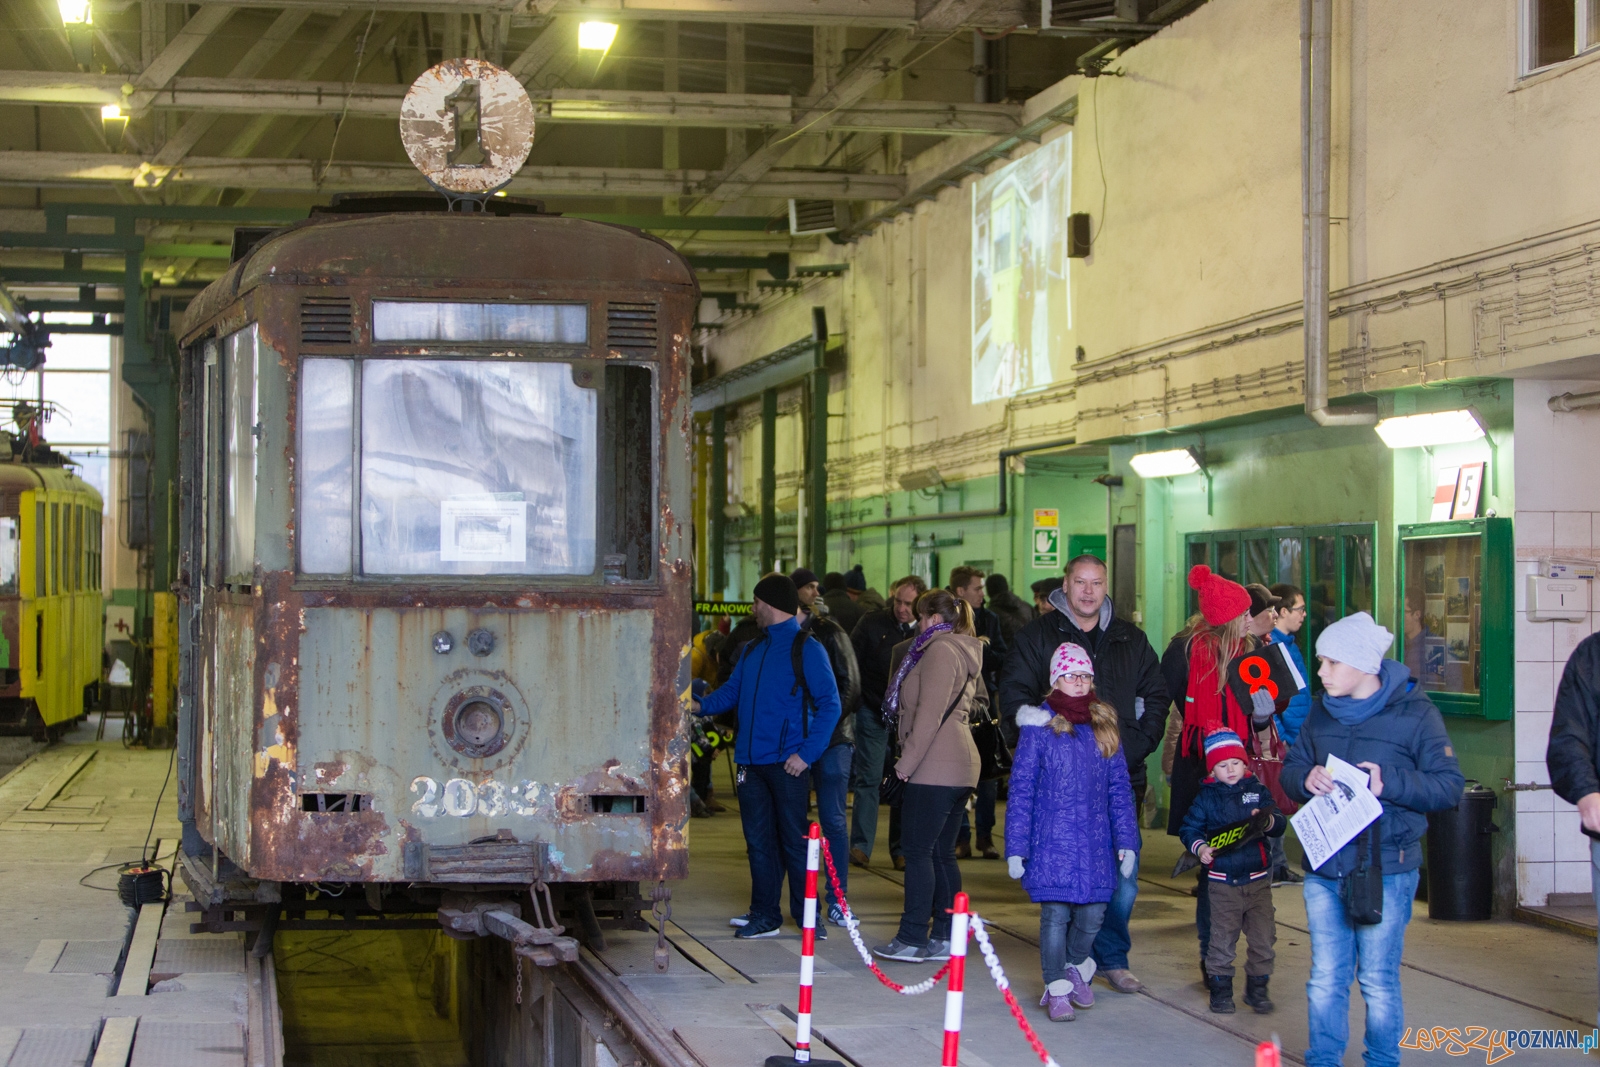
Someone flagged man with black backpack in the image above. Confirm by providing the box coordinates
[794,568,862,925]
[692,573,843,939]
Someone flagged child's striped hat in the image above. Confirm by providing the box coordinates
[1203,729,1248,772]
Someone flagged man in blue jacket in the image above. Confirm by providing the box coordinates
[1282,612,1463,1067]
[694,573,843,939]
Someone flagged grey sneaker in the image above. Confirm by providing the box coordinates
[871,937,925,962]
[728,912,756,927]
[920,939,951,961]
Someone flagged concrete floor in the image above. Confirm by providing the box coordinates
[609,784,1599,1067]
[0,716,249,1067]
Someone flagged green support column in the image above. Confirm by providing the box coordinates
[760,387,777,575]
[710,407,727,596]
[807,307,828,573]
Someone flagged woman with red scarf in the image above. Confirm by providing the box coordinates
[1166,565,1255,977]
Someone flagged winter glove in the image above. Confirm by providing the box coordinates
[1118,849,1137,880]
[1250,686,1276,724]
[1007,856,1026,880]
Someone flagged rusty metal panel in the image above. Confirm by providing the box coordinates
[203,601,257,865]
[273,606,655,882]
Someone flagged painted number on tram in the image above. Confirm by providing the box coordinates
[409,775,540,818]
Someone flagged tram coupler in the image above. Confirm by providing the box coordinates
[436,893,578,966]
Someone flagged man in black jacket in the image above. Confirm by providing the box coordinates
[794,569,861,922]
[998,554,1169,994]
[951,565,1008,859]
[848,575,925,869]
[1547,632,1600,1016]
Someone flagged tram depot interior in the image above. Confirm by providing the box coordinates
[4,0,1600,1064]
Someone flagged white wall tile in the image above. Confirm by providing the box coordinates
[1516,758,1553,787]
[1555,791,1579,813]
[1516,782,1554,812]
[1557,821,1593,863]
[1556,512,1594,552]
[1519,860,1554,906]
[1517,511,1554,560]
[1516,710,1554,760]
[1518,810,1556,861]
[1516,661,1555,712]
[1555,860,1592,894]
[1553,620,1588,664]
[1517,611,1555,662]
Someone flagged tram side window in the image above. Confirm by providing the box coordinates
[34,502,43,598]
[49,503,58,595]
[299,359,355,575]
[602,365,655,581]
[0,517,18,595]
[223,323,259,585]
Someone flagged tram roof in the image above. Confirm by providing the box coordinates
[183,212,697,340]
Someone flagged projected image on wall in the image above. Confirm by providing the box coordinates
[971,134,1071,403]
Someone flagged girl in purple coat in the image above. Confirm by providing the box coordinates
[1006,643,1139,1022]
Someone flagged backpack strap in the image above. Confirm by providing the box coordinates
[790,632,818,738]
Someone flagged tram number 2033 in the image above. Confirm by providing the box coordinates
[410,775,538,818]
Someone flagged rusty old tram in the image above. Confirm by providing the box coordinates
[173,196,698,954]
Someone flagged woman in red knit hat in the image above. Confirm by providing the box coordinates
[1167,564,1256,981]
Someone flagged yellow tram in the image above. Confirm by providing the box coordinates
[0,456,103,738]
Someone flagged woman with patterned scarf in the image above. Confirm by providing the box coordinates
[871,588,983,964]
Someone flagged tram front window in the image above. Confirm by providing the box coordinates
[300,358,599,577]
[0,517,17,595]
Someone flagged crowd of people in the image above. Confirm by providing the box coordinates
[690,555,1467,1067]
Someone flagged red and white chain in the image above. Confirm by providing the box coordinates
[969,914,1062,1067]
[818,838,952,995]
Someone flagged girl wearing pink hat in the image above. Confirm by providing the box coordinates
[1005,642,1139,1023]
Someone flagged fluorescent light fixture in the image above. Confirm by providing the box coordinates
[59,0,91,23]
[100,104,123,121]
[577,21,618,51]
[1129,447,1202,478]
[1374,408,1485,449]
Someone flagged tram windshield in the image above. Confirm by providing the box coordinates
[300,359,597,576]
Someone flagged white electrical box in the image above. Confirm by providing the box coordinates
[1527,576,1589,621]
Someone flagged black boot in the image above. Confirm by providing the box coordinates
[1206,973,1235,1014]
[1243,974,1274,1014]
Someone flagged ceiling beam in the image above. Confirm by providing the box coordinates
[128,4,235,112]
[148,0,924,26]
[0,73,1021,134]
[0,151,907,200]
[697,28,924,211]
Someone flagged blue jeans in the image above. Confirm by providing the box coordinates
[1041,901,1107,983]
[1303,869,1419,1067]
[850,708,890,856]
[1092,849,1138,971]
[810,742,852,907]
[736,762,812,927]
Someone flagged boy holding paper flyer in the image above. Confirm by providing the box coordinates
[1282,612,1464,1067]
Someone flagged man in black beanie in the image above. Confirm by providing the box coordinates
[693,573,843,938]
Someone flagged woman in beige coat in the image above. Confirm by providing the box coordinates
[871,588,983,963]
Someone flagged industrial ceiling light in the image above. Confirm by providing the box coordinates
[577,21,618,52]
[58,0,91,24]
[898,467,945,492]
[100,103,127,141]
[1129,447,1203,478]
[1374,408,1485,449]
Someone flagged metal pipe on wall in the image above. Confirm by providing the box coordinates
[1548,388,1600,412]
[760,388,777,573]
[709,408,727,594]
[1303,0,1374,427]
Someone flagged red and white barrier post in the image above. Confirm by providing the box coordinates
[766,823,843,1067]
[940,892,971,1067]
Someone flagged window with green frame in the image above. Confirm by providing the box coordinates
[1185,524,1376,692]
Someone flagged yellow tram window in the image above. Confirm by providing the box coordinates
[72,505,81,592]
[33,501,43,599]
[0,517,18,595]
[49,502,58,596]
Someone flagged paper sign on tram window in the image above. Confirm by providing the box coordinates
[440,495,526,562]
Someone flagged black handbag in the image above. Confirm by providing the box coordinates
[1343,821,1385,925]
[880,676,972,807]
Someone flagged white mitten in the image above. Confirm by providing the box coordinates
[1118,849,1137,880]
[1007,856,1026,880]
[1015,704,1052,728]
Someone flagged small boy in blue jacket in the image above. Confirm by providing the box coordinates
[1179,729,1286,1017]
